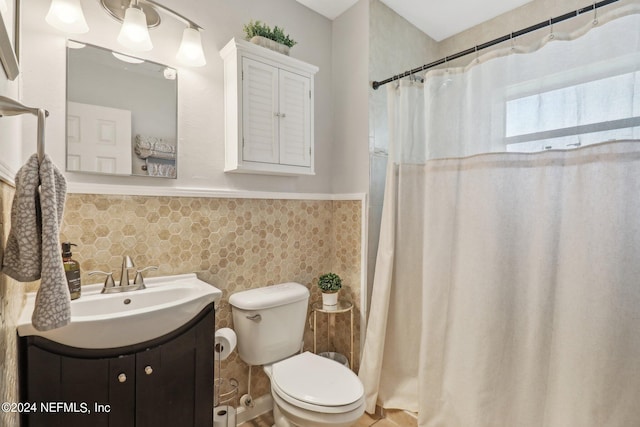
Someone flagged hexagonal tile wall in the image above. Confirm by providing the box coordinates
[60,194,362,399]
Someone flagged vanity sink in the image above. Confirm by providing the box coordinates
[17,273,222,349]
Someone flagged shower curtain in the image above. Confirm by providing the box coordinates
[359,6,640,427]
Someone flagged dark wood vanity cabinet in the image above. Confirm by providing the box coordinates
[18,304,214,427]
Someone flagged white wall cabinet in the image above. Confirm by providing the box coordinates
[220,38,319,175]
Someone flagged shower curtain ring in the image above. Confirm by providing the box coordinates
[593,1,598,25]
[549,17,555,39]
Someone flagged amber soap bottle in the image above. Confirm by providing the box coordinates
[62,242,81,300]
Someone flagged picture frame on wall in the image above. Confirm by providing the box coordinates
[0,0,19,81]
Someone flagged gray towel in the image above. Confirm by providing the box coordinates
[1,154,69,331]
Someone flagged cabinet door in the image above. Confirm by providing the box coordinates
[242,57,279,164]
[23,347,135,427]
[135,307,214,427]
[279,70,311,167]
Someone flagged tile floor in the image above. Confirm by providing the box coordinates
[239,411,401,427]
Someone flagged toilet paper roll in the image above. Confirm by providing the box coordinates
[213,405,236,427]
[214,327,237,361]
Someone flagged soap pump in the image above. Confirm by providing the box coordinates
[62,242,81,300]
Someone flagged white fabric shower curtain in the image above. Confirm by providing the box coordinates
[359,6,640,427]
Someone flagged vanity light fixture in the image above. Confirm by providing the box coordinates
[175,26,206,67]
[46,0,206,66]
[103,0,206,66]
[45,0,89,34]
[117,0,153,51]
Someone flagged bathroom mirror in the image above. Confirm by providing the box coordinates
[66,41,177,178]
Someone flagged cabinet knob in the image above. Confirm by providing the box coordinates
[118,373,127,383]
[145,365,153,375]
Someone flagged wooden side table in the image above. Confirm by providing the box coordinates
[311,300,354,370]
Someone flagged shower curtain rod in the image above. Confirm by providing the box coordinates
[371,0,620,90]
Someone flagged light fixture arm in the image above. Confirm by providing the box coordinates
[144,0,203,31]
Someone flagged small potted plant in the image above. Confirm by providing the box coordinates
[318,272,342,309]
[243,20,297,56]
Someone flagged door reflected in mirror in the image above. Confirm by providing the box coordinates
[66,41,178,178]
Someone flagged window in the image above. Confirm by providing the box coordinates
[505,69,640,152]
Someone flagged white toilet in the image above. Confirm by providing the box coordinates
[229,282,365,427]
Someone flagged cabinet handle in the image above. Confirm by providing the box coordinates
[118,373,127,383]
[145,366,153,375]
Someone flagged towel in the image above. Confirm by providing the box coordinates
[145,158,177,178]
[1,154,70,331]
[134,134,176,160]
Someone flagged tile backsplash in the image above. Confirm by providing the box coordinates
[58,194,363,400]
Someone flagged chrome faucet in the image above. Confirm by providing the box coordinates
[89,255,158,294]
[119,255,135,287]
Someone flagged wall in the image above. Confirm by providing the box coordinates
[437,0,634,61]
[20,0,335,194]
[331,0,370,195]
[367,0,438,313]
[58,194,362,401]
[3,0,363,415]
[0,183,31,427]
[0,4,26,424]
[0,0,23,182]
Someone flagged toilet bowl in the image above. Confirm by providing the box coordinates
[265,352,365,427]
[229,283,366,427]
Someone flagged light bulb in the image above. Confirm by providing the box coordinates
[45,0,89,34]
[117,6,152,52]
[176,27,206,67]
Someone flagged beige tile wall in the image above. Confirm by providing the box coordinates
[0,182,28,427]
[59,194,363,400]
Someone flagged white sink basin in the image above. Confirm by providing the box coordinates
[17,273,222,349]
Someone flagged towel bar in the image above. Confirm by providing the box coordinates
[0,95,49,163]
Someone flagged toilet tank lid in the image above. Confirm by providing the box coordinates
[229,282,309,310]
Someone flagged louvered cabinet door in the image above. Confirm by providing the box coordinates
[279,70,311,167]
[242,57,279,164]
[221,38,318,174]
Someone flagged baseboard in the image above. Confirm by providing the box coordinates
[380,407,418,427]
[235,394,273,425]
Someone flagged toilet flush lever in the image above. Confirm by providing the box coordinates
[246,314,262,322]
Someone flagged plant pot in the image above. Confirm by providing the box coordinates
[322,291,338,310]
[249,36,290,56]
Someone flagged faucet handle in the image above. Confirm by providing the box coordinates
[89,270,116,292]
[134,266,159,286]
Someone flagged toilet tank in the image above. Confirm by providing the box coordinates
[229,283,310,366]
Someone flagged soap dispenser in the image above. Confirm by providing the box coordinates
[62,242,81,300]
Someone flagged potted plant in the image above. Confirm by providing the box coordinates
[243,20,297,56]
[318,273,342,309]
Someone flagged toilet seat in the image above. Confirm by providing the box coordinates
[269,352,364,414]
